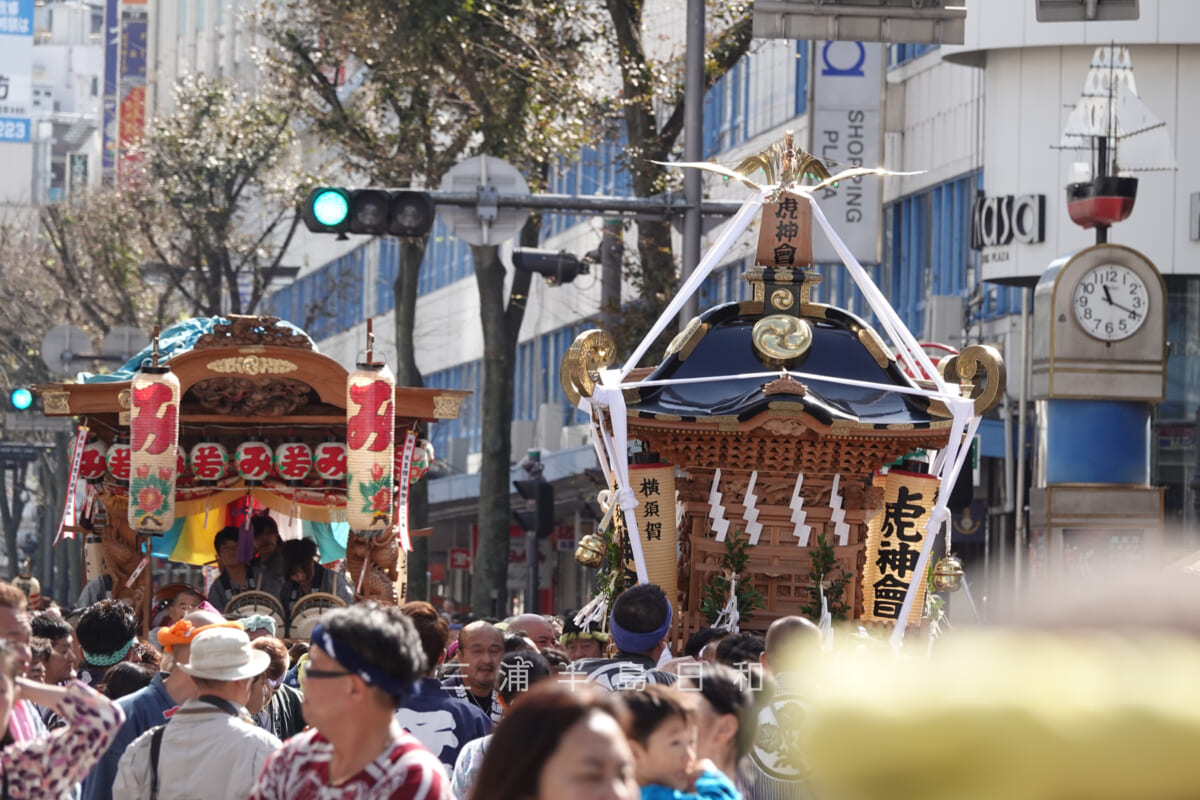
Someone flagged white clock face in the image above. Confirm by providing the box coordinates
[1071,263,1149,342]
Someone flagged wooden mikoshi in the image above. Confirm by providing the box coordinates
[563,196,1004,643]
[35,315,467,633]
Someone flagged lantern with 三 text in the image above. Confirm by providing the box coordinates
[236,441,274,485]
[346,362,395,534]
[77,439,108,483]
[189,442,228,484]
[314,441,347,484]
[127,365,180,536]
[275,441,313,484]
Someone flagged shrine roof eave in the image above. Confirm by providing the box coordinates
[626,405,954,445]
[33,344,469,424]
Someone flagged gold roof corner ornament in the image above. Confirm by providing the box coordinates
[942,344,1006,415]
[560,329,617,406]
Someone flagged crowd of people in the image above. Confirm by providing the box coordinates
[0,555,820,800]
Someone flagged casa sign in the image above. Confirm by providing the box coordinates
[970,193,1045,250]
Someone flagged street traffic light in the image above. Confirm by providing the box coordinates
[8,388,33,411]
[301,188,435,238]
[513,477,555,538]
[512,248,590,286]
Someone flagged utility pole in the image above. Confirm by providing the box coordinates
[681,0,705,327]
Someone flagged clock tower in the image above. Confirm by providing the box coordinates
[1028,243,1167,575]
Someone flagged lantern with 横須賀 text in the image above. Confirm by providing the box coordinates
[346,362,395,533]
[127,366,180,536]
[236,441,274,485]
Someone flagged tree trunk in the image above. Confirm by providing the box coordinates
[467,221,536,616]
[394,236,431,602]
[0,462,30,579]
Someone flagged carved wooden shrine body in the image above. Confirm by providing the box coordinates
[37,316,466,631]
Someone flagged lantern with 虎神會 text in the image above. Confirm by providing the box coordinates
[127,366,180,536]
[346,362,394,533]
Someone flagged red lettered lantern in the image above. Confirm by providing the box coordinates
[105,439,131,482]
[128,366,180,535]
[189,442,228,483]
[78,440,108,483]
[346,363,394,533]
[236,441,274,485]
[313,441,347,483]
[274,442,313,483]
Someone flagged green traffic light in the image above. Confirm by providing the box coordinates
[10,388,33,410]
[311,189,350,227]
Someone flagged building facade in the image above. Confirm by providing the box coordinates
[258,0,1200,610]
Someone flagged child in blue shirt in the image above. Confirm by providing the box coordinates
[622,684,741,800]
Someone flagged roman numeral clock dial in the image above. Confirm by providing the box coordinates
[1071,263,1149,342]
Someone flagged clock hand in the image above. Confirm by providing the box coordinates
[1102,285,1115,305]
[1107,300,1142,319]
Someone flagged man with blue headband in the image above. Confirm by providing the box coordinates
[250,602,449,800]
[564,583,678,692]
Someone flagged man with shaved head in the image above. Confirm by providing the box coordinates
[440,620,504,724]
[82,609,234,800]
[507,613,558,652]
[744,615,823,800]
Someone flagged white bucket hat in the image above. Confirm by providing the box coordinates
[178,626,271,681]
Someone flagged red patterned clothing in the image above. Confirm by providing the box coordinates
[1,681,125,799]
[250,728,449,800]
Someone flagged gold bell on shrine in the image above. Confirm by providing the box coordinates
[575,534,606,568]
[932,554,964,592]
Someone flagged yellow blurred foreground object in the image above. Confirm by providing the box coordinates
[802,630,1200,800]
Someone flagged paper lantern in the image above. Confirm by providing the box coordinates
[236,441,274,485]
[407,439,435,484]
[105,439,131,482]
[346,363,395,533]
[314,441,347,482]
[274,441,313,483]
[78,440,108,483]
[189,442,228,483]
[127,366,180,535]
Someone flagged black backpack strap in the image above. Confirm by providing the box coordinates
[149,724,166,800]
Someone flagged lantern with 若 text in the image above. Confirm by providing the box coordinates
[106,439,131,483]
[274,441,313,484]
[189,442,228,484]
[127,366,180,535]
[346,362,394,533]
[236,441,274,485]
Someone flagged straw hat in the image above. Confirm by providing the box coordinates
[178,626,270,682]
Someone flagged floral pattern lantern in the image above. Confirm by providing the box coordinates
[346,362,395,533]
[407,439,435,484]
[78,440,108,483]
[314,441,347,483]
[127,365,180,535]
[274,441,313,484]
[189,442,228,484]
[236,441,274,485]
[105,439,131,483]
